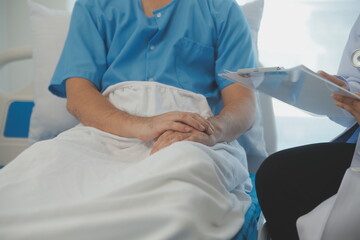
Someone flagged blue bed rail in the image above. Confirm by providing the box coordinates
[4,101,34,138]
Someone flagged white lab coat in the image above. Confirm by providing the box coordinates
[296,13,360,240]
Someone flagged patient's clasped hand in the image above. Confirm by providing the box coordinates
[0,0,263,239]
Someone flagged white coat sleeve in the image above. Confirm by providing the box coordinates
[338,14,360,93]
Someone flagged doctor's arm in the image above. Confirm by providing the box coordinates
[332,93,360,124]
[317,71,360,123]
[65,77,214,141]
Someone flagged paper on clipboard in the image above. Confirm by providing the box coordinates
[219,65,360,119]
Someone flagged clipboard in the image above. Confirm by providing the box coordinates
[219,65,360,118]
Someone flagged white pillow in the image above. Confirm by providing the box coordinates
[27,0,263,144]
[28,0,78,144]
[241,0,264,62]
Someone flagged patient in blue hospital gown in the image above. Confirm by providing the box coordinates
[0,0,263,239]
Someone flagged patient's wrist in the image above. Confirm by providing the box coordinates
[207,116,224,143]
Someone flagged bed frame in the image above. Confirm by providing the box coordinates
[0,46,33,166]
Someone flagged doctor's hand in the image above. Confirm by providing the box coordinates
[135,111,214,142]
[150,129,216,155]
[332,93,360,124]
[318,71,348,89]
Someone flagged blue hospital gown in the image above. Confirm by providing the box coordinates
[49,0,256,114]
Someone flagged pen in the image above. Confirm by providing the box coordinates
[237,66,284,74]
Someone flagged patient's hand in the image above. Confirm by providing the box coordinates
[136,111,214,142]
[150,129,216,154]
[318,71,348,89]
[332,93,360,124]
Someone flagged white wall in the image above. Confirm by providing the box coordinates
[0,0,69,93]
[0,1,8,93]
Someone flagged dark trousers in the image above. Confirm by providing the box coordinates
[255,142,355,240]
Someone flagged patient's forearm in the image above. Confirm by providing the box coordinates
[209,84,255,143]
[66,77,140,138]
[65,78,214,141]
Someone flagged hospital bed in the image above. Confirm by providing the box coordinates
[0,0,276,239]
[0,48,275,239]
[0,50,276,168]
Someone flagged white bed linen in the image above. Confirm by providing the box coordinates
[0,82,252,240]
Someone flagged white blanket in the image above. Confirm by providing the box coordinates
[0,82,252,240]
